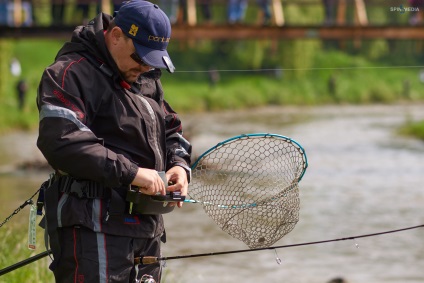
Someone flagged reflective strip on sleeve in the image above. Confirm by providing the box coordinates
[40,104,91,132]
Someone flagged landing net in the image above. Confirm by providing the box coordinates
[189,133,307,249]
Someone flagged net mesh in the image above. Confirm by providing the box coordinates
[189,135,306,249]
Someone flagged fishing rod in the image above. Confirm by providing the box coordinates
[1,224,423,276]
[0,250,51,276]
[138,224,424,265]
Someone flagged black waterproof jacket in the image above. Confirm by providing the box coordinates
[37,13,191,238]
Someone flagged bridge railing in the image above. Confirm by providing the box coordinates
[0,0,421,28]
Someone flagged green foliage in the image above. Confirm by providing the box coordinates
[0,40,13,103]
[398,120,424,141]
[32,0,101,26]
[277,40,321,79]
[284,2,323,24]
[31,0,52,26]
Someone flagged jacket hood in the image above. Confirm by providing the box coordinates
[55,13,118,74]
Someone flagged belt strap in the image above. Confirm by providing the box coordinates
[60,176,110,199]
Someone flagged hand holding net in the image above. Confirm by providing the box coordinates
[189,133,308,249]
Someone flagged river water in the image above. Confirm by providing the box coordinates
[1,104,423,283]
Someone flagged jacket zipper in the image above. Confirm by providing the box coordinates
[136,95,163,169]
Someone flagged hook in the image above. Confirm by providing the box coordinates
[353,238,359,249]
[274,249,282,265]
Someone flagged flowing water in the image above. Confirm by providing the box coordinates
[1,104,424,283]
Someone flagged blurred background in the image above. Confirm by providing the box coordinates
[0,1,424,282]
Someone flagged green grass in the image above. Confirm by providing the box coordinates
[0,219,54,282]
[0,39,63,133]
[162,65,424,109]
[398,120,424,141]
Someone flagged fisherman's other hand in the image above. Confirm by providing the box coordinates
[166,166,188,208]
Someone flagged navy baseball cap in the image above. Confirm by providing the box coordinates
[114,0,175,73]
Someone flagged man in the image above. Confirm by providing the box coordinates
[16,78,28,110]
[322,0,337,26]
[227,0,248,24]
[256,0,271,26]
[36,1,191,282]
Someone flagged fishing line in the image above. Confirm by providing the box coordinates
[0,189,40,229]
[139,224,424,264]
[173,65,424,73]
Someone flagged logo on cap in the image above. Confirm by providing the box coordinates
[129,24,138,36]
[148,35,170,43]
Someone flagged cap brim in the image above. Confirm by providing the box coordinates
[134,43,175,73]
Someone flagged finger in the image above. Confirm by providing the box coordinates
[138,187,149,195]
[166,183,180,192]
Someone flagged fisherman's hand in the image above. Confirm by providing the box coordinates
[166,166,188,208]
[131,168,166,196]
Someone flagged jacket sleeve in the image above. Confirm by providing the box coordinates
[36,58,138,187]
[163,97,192,181]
